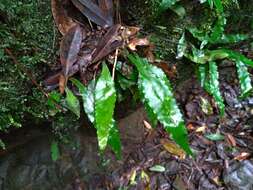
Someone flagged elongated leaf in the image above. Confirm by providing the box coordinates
[176,32,187,59]
[60,24,82,76]
[92,24,123,63]
[213,0,224,13]
[71,0,112,27]
[108,121,122,159]
[208,62,225,115]
[71,78,95,122]
[226,50,253,67]
[214,34,248,44]
[235,60,252,98]
[71,78,121,157]
[98,0,114,25]
[197,64,208,88]
[65,87,80,117]
[128,54,192,155]
[51,0,76,35]
[95,64,117,150]
[206,133,224,141]
[208,16,226,43]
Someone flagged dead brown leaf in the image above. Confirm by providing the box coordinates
[60,24,83,77]
[234,152,250,161]
[160,138,186,159]
[51,0,76,35]
[225,133,236,147]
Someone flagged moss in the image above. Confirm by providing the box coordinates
[0,0,57,130]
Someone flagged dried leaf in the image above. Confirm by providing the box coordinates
[160,138,186,159]
[128,38,150,51]
[195,126,207,133]
[225,133,236,147]
[92,24,123,63]
[59,74,66,94]
[60,24,83,77]
[98,0,114,25]
[71,0,113,27]
[143,120,152,130]
[51,0,76,35]
[234,152,250,161]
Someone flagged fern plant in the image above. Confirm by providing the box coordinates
[177,0,253,115]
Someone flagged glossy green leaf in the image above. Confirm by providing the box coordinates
[235,60,253,98]
[188,27,207,42]
[208,61,225,115]
[226,50,253,67]
[95,64,117,151]
[215,34,248,44]
[128,54,192,155]
[65,87,80,118]
[208,16,226,43]
[197,64,208,88]
[176,32,187,59]
[205,133,224,141]
[189,48,230,64]
[108,121,122,159]
[71,78,121,157]
[71,78,95,123]
[51,141,60,161]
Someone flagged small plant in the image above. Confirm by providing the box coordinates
[176,0,253,115]
[46,0,192,158]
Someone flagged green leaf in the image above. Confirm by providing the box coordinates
[208,62,225,115]
[169,3,186,18]
[65,87,80,118]
[158,0,179,13]
[128,54,192,155]
[208,16,226,43]
[205,133,224,141]
[213,0,224,13]
[235,60,253,98]
[108,122,122,159]
[197,64,208,88]
[71,78,95,123]
[215,34,248,44]
[176,32,187,59]
[51,141,60,161]
[95,64,117,151]
[226,50,253,67]
[71,77,121,157]
[149,165,166,172]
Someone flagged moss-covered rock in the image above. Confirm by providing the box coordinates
[0,0,57,131]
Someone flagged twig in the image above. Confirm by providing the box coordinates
[112,48,119,80]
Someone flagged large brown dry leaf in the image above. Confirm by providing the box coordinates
[71,0,113,28]
[51,0,76,35]
[60,24,83,77]
[98,0,114,24]
[92,24,123,63]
